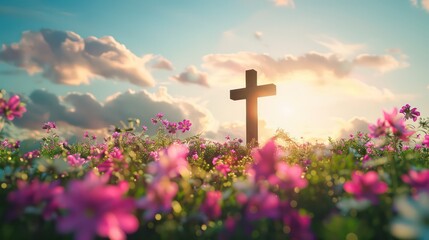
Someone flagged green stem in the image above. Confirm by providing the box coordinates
[390,138,399,194]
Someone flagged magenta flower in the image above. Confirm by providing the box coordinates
[7,180,63,220]
[343,171,388,204]
[400,104,420,122]
[57,171,138,240]
[177,119,192,133]
[0,95,26,121]
[270,162,308,191]
[280,202,314,240]
[23,150,40,160]
[98,147,126,173]
[216,163,231,177]
[137,177,178,220]
[402,169,429,193]
[250,139,278,181]
[245,188,280,221]
[42,121,57,132]
[200,191,222,220]
[166,122,178,134]
[383,108,414,141]
[67,154,87,167]
[147,143,189,180]
[422,135,429,148]
[368,119,387,138]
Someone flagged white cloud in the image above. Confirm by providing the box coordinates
[334,117,370,139]
[0,29,159,86]
[202,51,406,84]
[423,0,429,11]
[14,88,216,136]
[170,65,209,87]
[354,54,407,73]
[316,37,366,57]
[409,0,429,12]
[150,55,174,70]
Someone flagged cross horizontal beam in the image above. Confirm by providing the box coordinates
[230,84,276,101]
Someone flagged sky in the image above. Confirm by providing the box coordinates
[1,0,429,144]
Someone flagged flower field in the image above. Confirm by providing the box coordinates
[1,91,429,240]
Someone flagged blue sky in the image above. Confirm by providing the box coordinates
[1,0,429,143]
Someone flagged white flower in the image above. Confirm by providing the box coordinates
[391,192,429,240]
[337,197,371,214]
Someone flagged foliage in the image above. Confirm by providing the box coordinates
[1,95,429,240]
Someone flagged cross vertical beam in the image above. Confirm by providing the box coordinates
[230,69,276,145]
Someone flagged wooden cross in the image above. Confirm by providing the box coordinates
[230,69,276,144]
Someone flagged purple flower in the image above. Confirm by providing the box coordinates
[42,121,56,133]
[166,122,178,134]
[200,191,222,220]
[400,104,420,122]
[57,171,138,240]
[7,180,63,220]
[402,169,429,193]
[0,95,26,121]
[344,171,388,204]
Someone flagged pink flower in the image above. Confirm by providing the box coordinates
[57,171,138,240]
[250,139,278,181]
[200,191,222,220]
[216,163,231,177]
[280,202,314,240]
[402,169,429,193]
[422,135,429,148]
[137,177,178,220]
[67,154,87,167]
[98,147,126,173]
[7,180,63,220]
[147,143,189,180]
[23,150,40,160]
[368,119,387,138]
[156,113,164,119]
[269,163,307,190]
[245,188,280,221]
[0,95,26,121]
[383,108,414,141]
[344,171,388,204]
[177,119,192,133]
